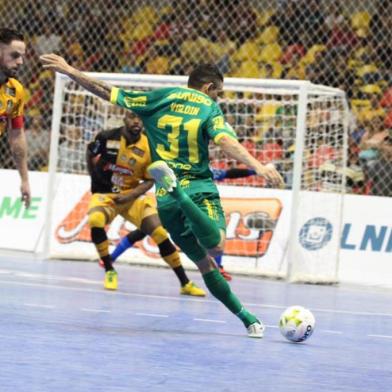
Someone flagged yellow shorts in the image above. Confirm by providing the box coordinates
[88,193,157,229]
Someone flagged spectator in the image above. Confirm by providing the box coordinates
[34,23,61,56]
[367,133,392,196]
[327,17,358,54]
[357,85,385,123]
[359,116,389,171]
[272,0,303,46]
[324,1,346,32]
[210,28,236,73]
[370,0,392,70]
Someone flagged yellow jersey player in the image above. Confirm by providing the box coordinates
[86,110,205,296]
[0,28,30,207]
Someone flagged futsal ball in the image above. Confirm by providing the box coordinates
[279,306,315,343]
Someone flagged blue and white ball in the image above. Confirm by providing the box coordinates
[279,306,315,343]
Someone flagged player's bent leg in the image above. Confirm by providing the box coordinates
[111,229,147,262]
[148,161,221,250]
[88,201,117,290]
[140,215,206,297]
[207,229,226,258]
[208,230,233,281]
[196,256,264,338]
[88,208,113,271]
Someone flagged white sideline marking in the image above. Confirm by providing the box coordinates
[135,312,169,318]
[265,324,279,329]
[23,303,54,309]
[81,308,111,313]
[194,318,226,324]
[2,272,392,318]
[368,334,392,339]
[321,330,343,334]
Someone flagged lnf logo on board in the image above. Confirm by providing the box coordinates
[299,217,333,251]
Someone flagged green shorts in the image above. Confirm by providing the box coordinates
[157,192,226,262]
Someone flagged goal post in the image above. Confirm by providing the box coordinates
[42,72,349,284]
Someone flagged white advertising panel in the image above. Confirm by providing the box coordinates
[1,170,391,287]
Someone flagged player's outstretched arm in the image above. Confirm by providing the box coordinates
[40,53,112,102]
[112,180,155,205]
[217,135,284,188]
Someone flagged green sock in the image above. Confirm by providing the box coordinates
[172,187,221,249]
[203,269,258,327]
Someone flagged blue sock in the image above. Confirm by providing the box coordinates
[215,254,222,267]
[111,236,133,261]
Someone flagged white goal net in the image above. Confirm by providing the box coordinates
[42,73,349,283]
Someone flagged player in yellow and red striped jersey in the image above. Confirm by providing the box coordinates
[0,28,30,207]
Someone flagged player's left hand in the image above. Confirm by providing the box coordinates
[21,180,31,209]
[40,53,73,75]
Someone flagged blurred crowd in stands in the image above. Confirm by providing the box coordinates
[1,0,392,196]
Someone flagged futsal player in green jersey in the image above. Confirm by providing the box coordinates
[40,54,284,338]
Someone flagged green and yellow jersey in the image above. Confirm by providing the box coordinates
[110,86,237,201]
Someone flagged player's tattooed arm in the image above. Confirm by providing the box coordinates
[8,127,30,207]
[67,68,111,101]
[40,53,111,101]
[217,135,284,188]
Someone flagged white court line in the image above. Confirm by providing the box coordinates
[2,276,392,319]
[134,312,169,318]
[23,303,55,309]
[265,324,279,329]
[194,318,226,324]
[321,330,343,334]
[81,308,111,313]
[368,334,392,339]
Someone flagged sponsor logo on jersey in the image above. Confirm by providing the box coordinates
[103,162,133,175]
[131,146,144,157]
[5,87,16,97]
[213,116,225,130]
[167,161,192,170]
[167,91,212,106]
[107,140,120,149]
[55,194,282,258]
[179,179,190,188]
[123,96,147,108]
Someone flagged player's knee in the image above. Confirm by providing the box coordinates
[207,231,225,257]
[207,245,224,258]
[150,225,169,245]
[90,227,107,245]
[160,240,181,268]
[196,255,217,274]
[88,210,107,229]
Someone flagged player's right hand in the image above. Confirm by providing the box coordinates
[40,53,73,75]
[20,180,31,209]
[256,163,285,189]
